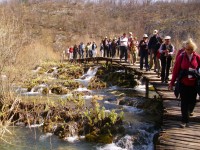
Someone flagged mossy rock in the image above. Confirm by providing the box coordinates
[37,68,46,74]
[85,133,97,142]
[42,88,50,95]
[51,86,69,95]
[97,134,113,144]
[63,81,79,90]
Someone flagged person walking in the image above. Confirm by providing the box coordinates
[103,36,109,57]
[73,44,78,60]
[92,41,97,57]
[129,36,138,65]
[159,36,175,83]
[79,42,85,59]
[100,41,104,57]
[66,47,70,60]
[168,38,200,128]
[148,30,162,72]
[120,33,128,62]
[138,34,149,70]
[111,37,118,58]
[69,46,73,60]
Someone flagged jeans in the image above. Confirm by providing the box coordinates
[140,50,149,69]
[160,56,172,81]
[120,46,128,61]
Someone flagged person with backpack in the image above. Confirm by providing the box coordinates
[159,36,175,83]
[138,34,149,70]
[168,38,200,128]
[148,30,162,72]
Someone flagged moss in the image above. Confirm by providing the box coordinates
[50,85,70,95]
[97,134,113,144]
[42,88,49,95]
[85,133,97,142]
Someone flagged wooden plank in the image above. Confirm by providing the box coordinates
[77,57,200,150]
[156,145,193,150]
[159,137,200,149]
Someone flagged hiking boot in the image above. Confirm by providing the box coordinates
[165,79,168,83]
[180,122,189,128]
[180,123,186,128]
[190,112,194,116]
[161,79,164,83]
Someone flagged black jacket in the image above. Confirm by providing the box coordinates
[148,35,162,51]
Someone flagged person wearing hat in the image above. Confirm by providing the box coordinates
[159,36,175,83]
[148,30,162,72]
[139,34,149,70]
[120,33,128,62]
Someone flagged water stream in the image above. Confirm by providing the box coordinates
[0,66,160,150]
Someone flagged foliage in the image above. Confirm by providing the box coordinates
[83,99,124,143]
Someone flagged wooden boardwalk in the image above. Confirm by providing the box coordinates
[74,57,200,150]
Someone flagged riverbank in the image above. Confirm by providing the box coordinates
[0,61,162,149]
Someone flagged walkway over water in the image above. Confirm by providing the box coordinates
[73,57,200,150]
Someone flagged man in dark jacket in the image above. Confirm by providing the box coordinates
[148,30,162,72]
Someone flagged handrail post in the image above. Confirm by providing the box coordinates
[145,77,149,98]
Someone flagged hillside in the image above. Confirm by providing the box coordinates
[0,0,200,60]
[20,0,200,50]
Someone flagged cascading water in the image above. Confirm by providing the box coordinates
[0,65,160,150]
[75,66,99,87]
[21,83,48,96]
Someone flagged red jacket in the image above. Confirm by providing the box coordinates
[170,52,200,86]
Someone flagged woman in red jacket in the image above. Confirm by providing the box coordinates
[169,38,200,128]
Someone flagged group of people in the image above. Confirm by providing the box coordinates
[61,30,200,129]
[62,41,98,60]
[98,30,176,84]
[139,30,200,128]
[100,32,139,64]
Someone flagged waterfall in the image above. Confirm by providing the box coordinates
[30,84,48,93]
[64,122,79,143]
[32,66,42,73]
[116,135,134,150]
[75,66,99,87]
[21,83,48,96]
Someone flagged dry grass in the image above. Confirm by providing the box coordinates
[0,0,199,138]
